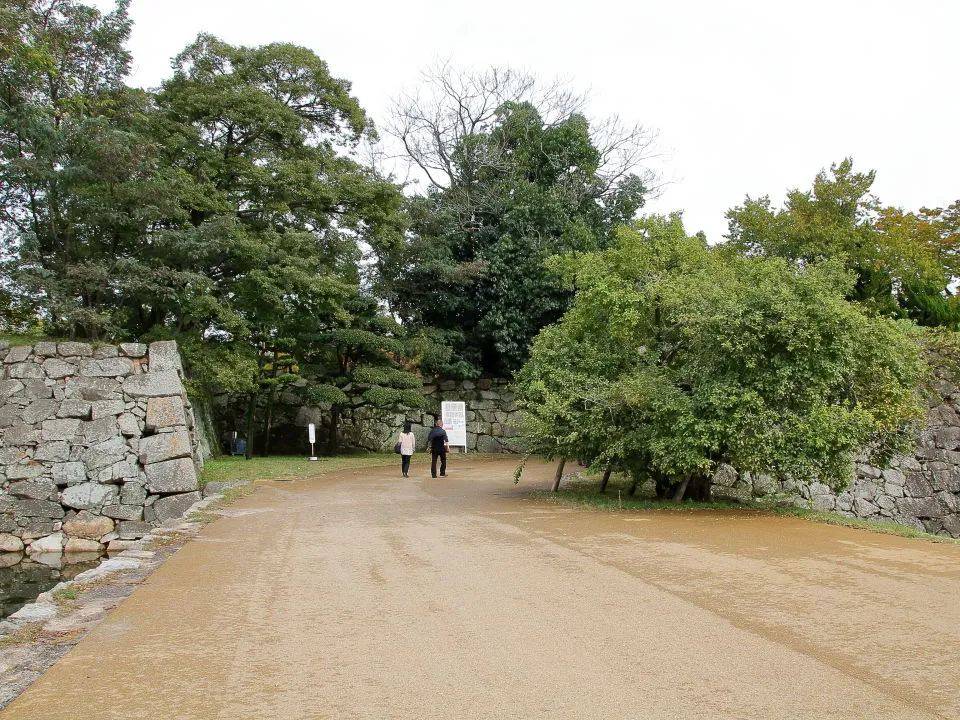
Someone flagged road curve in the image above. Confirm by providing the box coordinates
[3,458,959,719]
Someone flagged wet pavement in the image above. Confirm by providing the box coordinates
[2,458,959,719]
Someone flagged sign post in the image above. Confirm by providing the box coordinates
[307,423,318,461]
[441,401,468,453]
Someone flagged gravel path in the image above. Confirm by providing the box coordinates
[3,458,959,719]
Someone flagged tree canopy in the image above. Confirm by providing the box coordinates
[515,215,928,498]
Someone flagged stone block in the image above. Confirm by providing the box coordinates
[90,399,125,419]
[53,462,87,486]
[83,416,119,444]
[80,436,128,471]
[117,413,141,437]
[63,510,115,540]
[42,357,76,379]
[65,537,103,553]
[19,519,58,540]
[875,495,897,510]
[0,533,24,552]
[884,482,905,498]
[0,379,25,399]
[28,532,64,553]
[476,435,504,453]
[0,496,64,519]
[812,495,836,511]
[21,398,57,424]
[0,403,21,427]
[7,480,56,500]
[94,345,119,359]
[21,379,52,399]
[122,370,184,398]
[904,472,934,498]
[934,427,960,450]
[153,491,201,523]
[60,482,119,510]
[6,463,46,480]
[145,457,199,494]
[139,428,192,465]
[145,396,186,430]
[117,521,154,539]
[58,342,93,357]
[120,482,148,505]
[148,341,183,373]
[32,341,58,357]
[942,514,960,537]
[897,496,945,519]
[120,343,148,358]
[8,362,43,379]
[64,376,122,401]
[41,418,81,442]
[57,399,92,419]
[102,504,143,521]
[80,357,134,378]
[853,480,877,502]
[2,425,39,449]
[111,459,139,481]
[3,345,31,363]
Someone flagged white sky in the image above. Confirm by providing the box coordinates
[99,0,960,242]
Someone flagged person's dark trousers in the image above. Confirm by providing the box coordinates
[401,454,411,476]
[431,451,447,477]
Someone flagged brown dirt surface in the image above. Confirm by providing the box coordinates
[2,458,959,719]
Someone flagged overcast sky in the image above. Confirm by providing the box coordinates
[98,0,959,242]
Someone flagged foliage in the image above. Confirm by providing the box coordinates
[515,214,928,499]
[298,295,423,453]
[725,159,960,326]
[377,66,656,376]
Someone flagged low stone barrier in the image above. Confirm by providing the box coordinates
[0,340,205,554]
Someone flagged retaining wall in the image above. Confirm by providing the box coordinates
[214,377,523,456]
[0,340,205,555]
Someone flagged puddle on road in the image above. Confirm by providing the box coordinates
[0,553,103,620]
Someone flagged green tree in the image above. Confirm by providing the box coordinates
[0,0,173,338]
[299,296,423,454]
[377,65,656,376]
[516,214,928,499]
[725,159,948,318]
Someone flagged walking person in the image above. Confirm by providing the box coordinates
[398,421,416,477]
[426,418,449,478]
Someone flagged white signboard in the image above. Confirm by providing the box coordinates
[441,401,467,450]
[308,423,316,444]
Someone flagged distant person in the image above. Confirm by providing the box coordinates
[398,421,416,477]
[426,418,449,478]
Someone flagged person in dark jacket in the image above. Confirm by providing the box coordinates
[426,418,449,478]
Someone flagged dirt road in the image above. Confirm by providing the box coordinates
[3,458,959,719]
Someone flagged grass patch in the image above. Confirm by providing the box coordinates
[767,506,960,544]
[0,332,73,347]
[0,622,43,649]
[198,453,445,488]
[52,588,78,604]
[541,472,960,544]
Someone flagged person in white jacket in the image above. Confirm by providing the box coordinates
[398,421,416,477]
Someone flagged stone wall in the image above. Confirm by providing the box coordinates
[0,340,205,555]
[714,373,960,539]
[214,377,523,455]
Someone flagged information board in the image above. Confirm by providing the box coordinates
[441,401,468,450]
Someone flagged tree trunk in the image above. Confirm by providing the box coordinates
[672,474,691,502]
[551,458,567,492]
[629,473,641,496]
[263,388,275,457]
[599,464,613,494]
[327,405,341,455]
[244,391,257,460]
